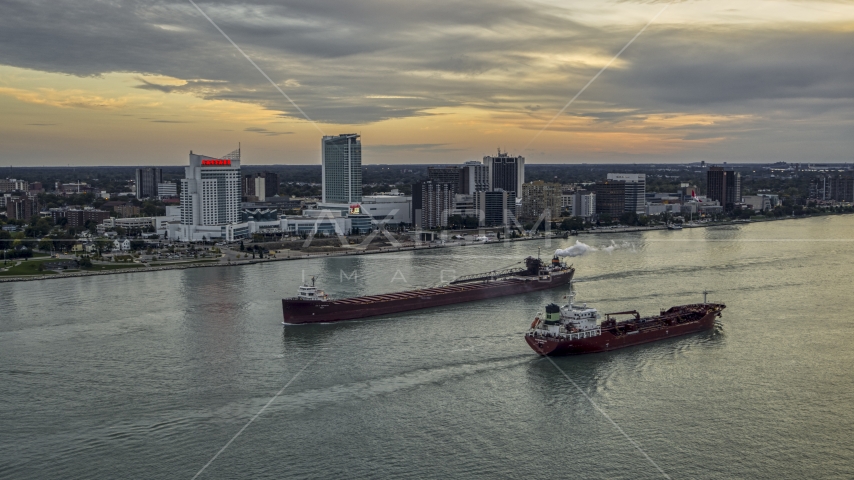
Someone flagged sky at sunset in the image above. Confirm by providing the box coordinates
[1,0,853,166]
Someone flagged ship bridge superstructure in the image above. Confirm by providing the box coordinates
[528,289,602,340]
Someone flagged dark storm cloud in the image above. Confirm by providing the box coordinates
[599,26,854,109]
[0,0,852,132]
[0,0,595,123]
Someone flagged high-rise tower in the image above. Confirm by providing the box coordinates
[322,134,362,205]
[483,150,524,199]
[178,148,246,241]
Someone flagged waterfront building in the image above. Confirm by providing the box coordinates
[572,190,596,219]
[707,166,741,211]
[520,181,562,222]
[483,151,524,199]
[412,180,455,229]
[451,194,479,219]
[742,195,773,212]
[606,173,646,214]
[135,168,163,199]
[593,181,627,217]
[426,162,489,196]
[283,209,348,236]
[360,195,412,225]
[646,203,682,216]
[178,149,248,242]
[322,133,362,205]
[348,212,373,235]
[561,188,575,212]
[473,189,515,227]
[461,161,489,194]
[810,175,854,202]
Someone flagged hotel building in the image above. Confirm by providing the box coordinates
[177,149,248,242]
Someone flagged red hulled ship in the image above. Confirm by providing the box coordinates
[282,256,574,324]
[525,290,725,355]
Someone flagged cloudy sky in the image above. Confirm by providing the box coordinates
[1,0,852,166]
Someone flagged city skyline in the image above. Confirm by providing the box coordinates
[1,1,853,166]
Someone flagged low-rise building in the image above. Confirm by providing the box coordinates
[742,195,773,212]
[113,239,131,251]
[102,217,155,230]
[348,214,372,235]
[241,204,280,222]
[281,212,347,236]
[56,182,96,196]
[242,208,383,238]
[451,194,479,219]
[262,196,307,211]
[360,194,412,225]
[699,204,724,215]
[157,182,178,199]
[101,201,141,218]
[49,208,110,228]
[646,203,682,216]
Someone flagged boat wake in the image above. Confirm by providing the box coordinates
[554,240,635,258]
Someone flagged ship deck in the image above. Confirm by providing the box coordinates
[330,277,529,306]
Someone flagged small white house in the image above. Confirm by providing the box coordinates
[113,239,131,251]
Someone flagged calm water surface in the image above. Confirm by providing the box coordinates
[2,216,854,479]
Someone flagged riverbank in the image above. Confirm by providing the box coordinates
[1,212,847,283]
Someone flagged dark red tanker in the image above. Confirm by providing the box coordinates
[524,291,725,355]
[282,256,574,324]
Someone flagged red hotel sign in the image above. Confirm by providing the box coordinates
[201,159,231,166]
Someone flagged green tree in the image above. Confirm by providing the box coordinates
[95,238,113,256]
[560,217,585,231]
[619,212,639,226]
[38,238,54,252]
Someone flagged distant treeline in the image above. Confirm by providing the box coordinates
[1,163,840,197]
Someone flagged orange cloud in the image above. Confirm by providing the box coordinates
[0,86,130,109]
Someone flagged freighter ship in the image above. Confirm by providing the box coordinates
[525,290,725,355]
[282,256,574,324]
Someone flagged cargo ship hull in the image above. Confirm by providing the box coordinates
[283,269,573,324]
[525,305,722,356]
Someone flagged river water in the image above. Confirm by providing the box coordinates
[2,216,853,479]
